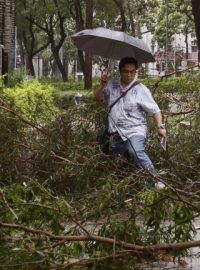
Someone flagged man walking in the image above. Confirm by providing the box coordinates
[93,57,166,177]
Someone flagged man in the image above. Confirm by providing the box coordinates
[93,57,166,176]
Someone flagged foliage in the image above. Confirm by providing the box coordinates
[50,81,85,92]
[7,67,26,88]
[3,79,56,123]
[38,79,90,109]
[142,71,200,94]
[0,76,200,269]
[0,109,25,184]
[94,0,119,29]
[153,0,195,48]
[125,0,160,36]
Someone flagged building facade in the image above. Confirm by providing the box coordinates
[142,27,198,76]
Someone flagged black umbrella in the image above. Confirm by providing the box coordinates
[72,27,155,64]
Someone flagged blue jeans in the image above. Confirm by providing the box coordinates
[109,134,155,170]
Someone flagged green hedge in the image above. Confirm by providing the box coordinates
[141,72,200,93]
[3,80,56,123]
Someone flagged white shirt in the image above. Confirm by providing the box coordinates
[104,80,160,140]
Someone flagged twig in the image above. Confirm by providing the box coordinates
[2,192,18,220]
[71,218,91,237]
[113,235,116,259]
[0,259,46,268]
[50,151,82,166]
[163,109,196,116]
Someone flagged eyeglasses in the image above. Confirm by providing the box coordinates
[121,69,136,75]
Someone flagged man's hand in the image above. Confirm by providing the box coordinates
[93,74,108,101]
[153,112,166,139]
[158,127,167,150]
[157,127,166,138]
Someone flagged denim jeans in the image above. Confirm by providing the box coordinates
[109,134,155,171]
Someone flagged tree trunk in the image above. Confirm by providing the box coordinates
[127,1,135,36]
[191,0,200,62]
[63,56,69,81]
[185,28,189,60]
[84,0,93,89]
[0,1,5,45]
[84,53,92,89]
[78,50,85,74]
[18,39,25,66]
[113,0,126,31]
[71,0,93,88]
[27,54,35,76]
[29,1,67,81]
[0,0,16,71]
[51,47,68,81]
[72,0,85,75]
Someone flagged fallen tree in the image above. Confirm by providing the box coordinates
[0,76,200,269]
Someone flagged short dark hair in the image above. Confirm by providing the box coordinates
[119,57,138,72]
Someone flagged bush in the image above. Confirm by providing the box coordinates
[38,77,85,92]
[3,79,56,123]
[7,67,26,88]
[142,73,200,94]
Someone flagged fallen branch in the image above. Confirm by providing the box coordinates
[1,221,200,253]
[163,108,196,116]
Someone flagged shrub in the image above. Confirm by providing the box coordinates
[3,79,56,123]
[142,73,200,94]
[7,67,26,88]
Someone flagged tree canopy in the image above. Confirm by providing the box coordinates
[15,0,199,86]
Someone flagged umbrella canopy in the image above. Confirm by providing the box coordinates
[72,27,155,64]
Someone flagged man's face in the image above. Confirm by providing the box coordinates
[120,63,136,85]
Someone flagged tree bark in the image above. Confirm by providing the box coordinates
[191,0,200,62]
[113,0,127,32]
[71,0,85,77]
[184,27,189,59]
[71,0,93,89]
[51,46,67,81]
[27,54,35,76]
[127,1,135,36]
[0,0,16,70]
[84,0,93,89]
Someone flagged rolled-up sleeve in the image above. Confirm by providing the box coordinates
[138,85,160,115]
